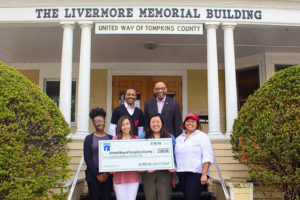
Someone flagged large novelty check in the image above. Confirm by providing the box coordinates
[98,138,174,172]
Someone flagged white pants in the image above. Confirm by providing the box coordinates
[114,182,139,200]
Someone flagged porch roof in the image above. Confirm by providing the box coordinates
[1,23,300,64]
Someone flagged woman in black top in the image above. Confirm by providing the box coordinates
[84,108,113,200]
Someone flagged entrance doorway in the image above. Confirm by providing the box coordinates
[112,76,182,111]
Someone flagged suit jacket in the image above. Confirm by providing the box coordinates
[144,96,182,137]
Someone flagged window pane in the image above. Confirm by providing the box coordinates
[71,81,76,122]
[236,66,259,110]
[45,80,76,123]
[275,64,296,72]
[45,81,60,106]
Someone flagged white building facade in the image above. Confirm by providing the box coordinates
[1,1,299,198]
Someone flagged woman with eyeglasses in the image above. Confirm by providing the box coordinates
[111,116,140,200]
[84,107,113,200]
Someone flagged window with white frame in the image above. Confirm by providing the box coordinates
[44,80,76,123]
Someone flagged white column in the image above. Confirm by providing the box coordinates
[206,23,221,135]
[76,22,93,136]
[223,23,238,135]
[59,22,75,126]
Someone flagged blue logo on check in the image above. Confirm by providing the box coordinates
[103,143,111,151]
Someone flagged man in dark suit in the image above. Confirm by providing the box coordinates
[144,82,182,137]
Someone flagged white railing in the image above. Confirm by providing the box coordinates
[67,156,85,200]
[213,155,230,200]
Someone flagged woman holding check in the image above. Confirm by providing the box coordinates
[139,113,176,200]
[111,116,140,200]
[175,113,214,200]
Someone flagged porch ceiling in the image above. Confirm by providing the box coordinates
[1,23,300,64]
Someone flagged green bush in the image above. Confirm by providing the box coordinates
[231,65,300,200]
[0,63,71,200]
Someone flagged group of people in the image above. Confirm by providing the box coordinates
[83,82,214,200]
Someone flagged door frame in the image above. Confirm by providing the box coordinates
[106,68,188,130]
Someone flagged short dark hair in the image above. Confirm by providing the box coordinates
[89,107,106,120]
[125,88,136,94]
[145,113,170,139]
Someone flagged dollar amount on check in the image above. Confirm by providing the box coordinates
[99,138,174,172]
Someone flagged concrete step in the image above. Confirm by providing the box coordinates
[80,192,215,200]
[80,184,216,200]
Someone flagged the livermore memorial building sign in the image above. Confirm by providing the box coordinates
[1,6,300,26]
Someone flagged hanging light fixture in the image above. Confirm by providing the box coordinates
[143,42,158,50]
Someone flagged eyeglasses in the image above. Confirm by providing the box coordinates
[155,87,166,91]
[94,120,105,125]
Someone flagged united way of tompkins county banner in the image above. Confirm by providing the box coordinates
[1,6,300,25]
[95,23,203,35]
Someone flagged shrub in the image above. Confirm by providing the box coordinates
[0,63,71,200]
[231,65,300,200]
